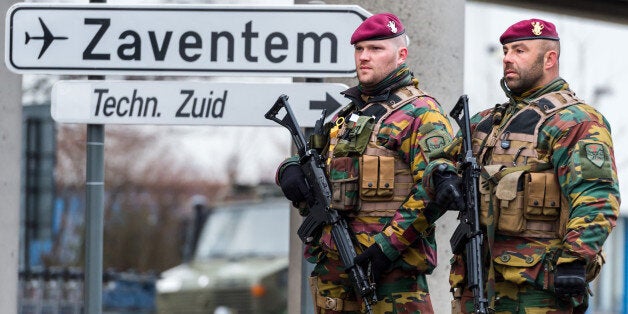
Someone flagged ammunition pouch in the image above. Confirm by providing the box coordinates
[480,168,568,239]
[327,152,413,217]
[360,155,395,201]
[355,147,413,217]
[494,170,526,234]
[332,115,374,157]
[328,156,360,212]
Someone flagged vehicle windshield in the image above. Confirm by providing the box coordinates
[194,199,290,260]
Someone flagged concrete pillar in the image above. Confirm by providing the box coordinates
[1,1,23,314]
[290,1,465,313]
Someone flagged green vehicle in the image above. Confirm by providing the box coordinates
[156,198,290,314]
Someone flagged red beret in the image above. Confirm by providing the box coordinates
[500,18,559,44]
[350,13,405,45]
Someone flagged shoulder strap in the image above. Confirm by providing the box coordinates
[531,90,582,114]
[367,85,427,142]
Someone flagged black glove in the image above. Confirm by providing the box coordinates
[554,261,587,298]
[354,244,392,283]
[433,167,465,211]
[278,164,310,203]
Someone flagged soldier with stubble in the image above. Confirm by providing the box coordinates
[424,18,620,313]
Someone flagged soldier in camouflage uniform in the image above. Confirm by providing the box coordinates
[423,18,620,313]
[276,13,454,313]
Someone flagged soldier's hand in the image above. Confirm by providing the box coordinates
[354,244,391,283]
[433,167,465,211]
[278,164,310,203]
[554,261,587,298]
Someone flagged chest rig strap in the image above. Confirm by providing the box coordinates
[366,86,426,143]
[476,89,582,166]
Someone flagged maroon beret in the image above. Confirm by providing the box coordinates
[350,13,405,45]
[500,18,559,44]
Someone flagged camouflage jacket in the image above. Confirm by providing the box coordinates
[423,78,620,289]
[297,83,454,273]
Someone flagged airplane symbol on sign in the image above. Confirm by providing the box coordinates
[25,17,68,59]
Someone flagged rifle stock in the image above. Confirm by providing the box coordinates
[266,95,376,313]
[449,95,492,314]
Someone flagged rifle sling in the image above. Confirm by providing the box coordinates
[481,162,552,186]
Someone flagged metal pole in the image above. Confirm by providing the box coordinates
[85,121,104,314]
[85,3,106,314]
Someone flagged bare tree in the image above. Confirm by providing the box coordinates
[51,124,227,272]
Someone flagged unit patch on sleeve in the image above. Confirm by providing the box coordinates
[585,143,605,168]
[572,140,613,181]
[419,129,452,160]
[426,136,445,151]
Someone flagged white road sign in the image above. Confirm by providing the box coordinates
[51,80,349,126]
[6,3,369,77]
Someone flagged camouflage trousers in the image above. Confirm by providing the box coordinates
[454,281,584,314]
[310,259,433,314]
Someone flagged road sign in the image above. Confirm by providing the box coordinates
[51,80,348,127]
[6,3,369,77]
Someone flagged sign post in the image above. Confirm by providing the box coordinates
[85,0,105,313]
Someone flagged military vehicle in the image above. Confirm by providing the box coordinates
[156,198,290,314]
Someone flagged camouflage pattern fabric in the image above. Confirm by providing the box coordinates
[424,78,620,313]
[302,82,454,313]
[313,261,434,313]
[456,281,578,314]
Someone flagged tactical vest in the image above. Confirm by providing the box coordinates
[326,86,426,217]
[472,90,582,238]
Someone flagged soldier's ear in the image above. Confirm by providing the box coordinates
[544,50,558,70]
[398,47,408,64]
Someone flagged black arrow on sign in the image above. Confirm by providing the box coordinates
[309,93,342,113]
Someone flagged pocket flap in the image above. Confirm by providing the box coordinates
[378,156,394,189]
[495,170,525,201]
[493,251,544,285]
[527,172,546,207]
[493,251,542,267]
[361,155,379,189]
[544,173,560,208]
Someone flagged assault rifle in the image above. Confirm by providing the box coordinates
[265,95,376,314]
[449,95,492,314]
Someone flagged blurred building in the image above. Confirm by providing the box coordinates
[20,104,57,270]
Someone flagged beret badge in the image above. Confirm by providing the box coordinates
[531,21,544,36]
[387,21,398,34]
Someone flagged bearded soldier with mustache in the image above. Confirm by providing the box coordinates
[423,18,620,313]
